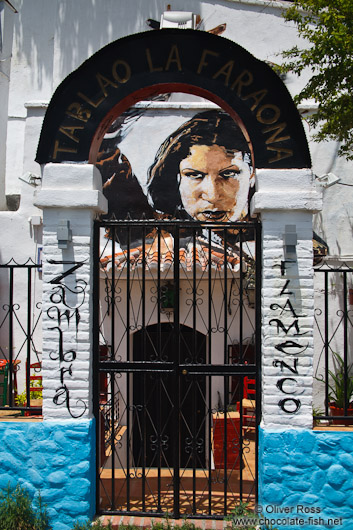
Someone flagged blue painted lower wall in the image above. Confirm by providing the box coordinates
[1,420,353,529]
[0,419,96,530]
[259,427,353,529]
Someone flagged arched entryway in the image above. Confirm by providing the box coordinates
[36,29,310,170]
[133,323,206,471]
[35,26,312,523]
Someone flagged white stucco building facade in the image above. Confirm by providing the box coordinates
[0,1,352,529]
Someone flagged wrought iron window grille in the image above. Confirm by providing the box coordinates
[0,258,42,415]
[313,261,353,426]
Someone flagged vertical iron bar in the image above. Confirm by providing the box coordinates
[324,272,329,416]
[239,230,243,363]
[157,226,161,511]
[343,272,348,416]
[111,227,116,510]
[208,227,212,515]
[255,222,262,504]
[192,228,197,513]
[26,267,32,410]
[173,223,180,518]
[93,220,101,514]
[8,268,14,406]
[126,225,131,511]
[239,376,243,502]
[157,226,161,357]
[239,230,244,501]
[223,228,228,515]
[142,225,146,511]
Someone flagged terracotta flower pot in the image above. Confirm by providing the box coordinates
[329,403,353,426]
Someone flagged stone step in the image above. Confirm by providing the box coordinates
[99,515,230,530]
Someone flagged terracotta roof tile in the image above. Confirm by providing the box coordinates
[101,238,241,273]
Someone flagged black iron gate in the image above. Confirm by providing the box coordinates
[93,220,261,518]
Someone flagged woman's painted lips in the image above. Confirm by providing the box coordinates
[201,210,227,221]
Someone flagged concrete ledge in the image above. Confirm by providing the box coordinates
[251,190,322,214]
[251,168,322,214]
[255,169,315,190]
[41,163,103,191]
[34,189,108,213]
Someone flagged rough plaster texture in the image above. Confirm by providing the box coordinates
[0,419,96,530]
[0,0,334,194]
[0,4,13,209]
[2,0,353,275]
[0,179,43,391]
[34,163,107,420]
[261,210,315,429]
[252,169,320,430]
[251,169,322,214]
[40,209,94,420]
[259,427,353,530]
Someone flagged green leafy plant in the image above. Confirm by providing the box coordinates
[15,391,27,406]
[312,406,324,426]
[225,500,253,519]
[29,378,43,399]
[0,484,50,530]
[74,517,119,529]
[180,521,202,530]
[225,501,279,530]
[280,0,353,160]
[71,520,203,530]
[327,352,353,409]
[225,501,258,530]
[15,379,43,406]
[151,512,173,530]
[147,514,202,530]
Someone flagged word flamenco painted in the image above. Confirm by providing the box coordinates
[270,279,308,414]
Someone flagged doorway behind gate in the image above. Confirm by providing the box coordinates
[94,220,261,518]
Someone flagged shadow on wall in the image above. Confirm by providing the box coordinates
[15,0,204,89]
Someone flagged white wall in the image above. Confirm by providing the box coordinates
[0,2,14,209]
[0,0,351,421]
[0,180,43,391]
[2,0,352,259]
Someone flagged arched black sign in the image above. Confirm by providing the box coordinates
[36,29,311,169]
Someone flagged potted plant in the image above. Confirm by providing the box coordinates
[327,352,353,425]
[15,380,43,416]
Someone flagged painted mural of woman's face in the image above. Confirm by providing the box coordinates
[178,144,252,222]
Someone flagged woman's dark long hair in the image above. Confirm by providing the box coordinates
[147,110,251,217]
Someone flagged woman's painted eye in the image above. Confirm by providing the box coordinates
[220,169,241,179]
[182,170,205,179]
